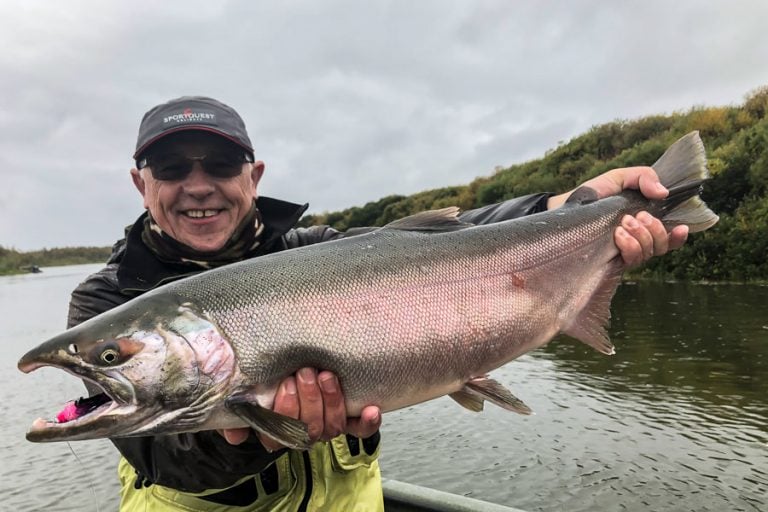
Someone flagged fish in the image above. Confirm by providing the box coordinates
[18,131,718,449]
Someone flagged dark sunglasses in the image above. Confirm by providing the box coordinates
[137,151,254,181]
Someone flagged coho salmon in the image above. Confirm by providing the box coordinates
[18,132,719,448]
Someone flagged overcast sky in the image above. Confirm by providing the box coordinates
[1,1,767,251]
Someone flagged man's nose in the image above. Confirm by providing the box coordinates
[182,162,215,196]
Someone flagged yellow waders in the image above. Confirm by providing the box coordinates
[117,436,383,512]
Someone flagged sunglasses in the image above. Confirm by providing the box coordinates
[137,151,254,181]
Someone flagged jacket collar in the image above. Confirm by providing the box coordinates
[117,196,308,292]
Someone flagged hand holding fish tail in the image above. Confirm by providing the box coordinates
[548,165,690,267]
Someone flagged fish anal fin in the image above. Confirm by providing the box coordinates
[563,260,623,355]
[463,376,532,415]
[449,389,485,412]
[225,395,310,450]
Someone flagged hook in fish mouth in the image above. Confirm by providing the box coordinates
[52,394,114,424]
[26,380,133,442]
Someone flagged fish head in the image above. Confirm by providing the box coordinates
[18,293,236,442]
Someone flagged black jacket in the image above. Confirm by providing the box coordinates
[67,193,551,493]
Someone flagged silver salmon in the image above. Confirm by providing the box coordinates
[18,132,718,448]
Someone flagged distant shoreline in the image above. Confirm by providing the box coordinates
[0,246,111,276]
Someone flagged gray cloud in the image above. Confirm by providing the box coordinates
[1,0,767,250]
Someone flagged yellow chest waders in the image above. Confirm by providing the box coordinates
[117,435,382,512]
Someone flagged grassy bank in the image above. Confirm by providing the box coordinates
[0,245,112,276]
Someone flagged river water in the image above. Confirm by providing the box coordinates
[1,264,766,511]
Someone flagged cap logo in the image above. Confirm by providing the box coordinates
[163,108,217,126]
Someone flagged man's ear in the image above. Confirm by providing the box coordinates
[251,161,265,190]
[130,168,148,207]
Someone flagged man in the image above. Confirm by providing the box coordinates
[68,96,688,511]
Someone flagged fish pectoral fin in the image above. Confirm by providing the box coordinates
[224,396,311,450]
[449,389,485,412]
[562,261,623,356]
[462,377,533,415]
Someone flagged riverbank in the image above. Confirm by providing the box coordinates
[0,245,111,276]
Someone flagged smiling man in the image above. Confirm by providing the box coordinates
[67,96,687,511]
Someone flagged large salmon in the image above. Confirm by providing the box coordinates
[18,132,718,448]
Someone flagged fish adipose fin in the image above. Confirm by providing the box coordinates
[225,395,310,450]
[450,376,532,415]
[382,207,474,232]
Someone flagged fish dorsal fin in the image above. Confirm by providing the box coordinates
[562,260,623,355]
[382,207,473,232]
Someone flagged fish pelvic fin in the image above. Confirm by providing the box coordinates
[450,376,533,415]
[651,131,719,233]
[382,207,474,232]
[562,260,623,355]
[225,395,310,450]
[449,389,485,412]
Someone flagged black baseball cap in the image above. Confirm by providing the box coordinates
[133,96,254,159]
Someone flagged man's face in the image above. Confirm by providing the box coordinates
[130,132,265,253]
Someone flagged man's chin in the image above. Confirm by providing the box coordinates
[174,219,233,252]
[176,230,231,253]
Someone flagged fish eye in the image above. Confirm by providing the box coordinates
[100,348,120,365]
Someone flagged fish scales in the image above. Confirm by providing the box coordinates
[163,197,628,412]
[17,132,718,446]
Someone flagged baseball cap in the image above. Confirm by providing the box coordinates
[133,96,254,159]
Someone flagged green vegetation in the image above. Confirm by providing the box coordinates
[0,245,111,276]
[301,85,768,282]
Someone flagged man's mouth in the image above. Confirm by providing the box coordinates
[183,209,222,218]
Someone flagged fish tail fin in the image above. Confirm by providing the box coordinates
[652,131,719,233]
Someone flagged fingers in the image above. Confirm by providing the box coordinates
[297,368,324,442]
[257,369,380,452]
[551,166,668,210]
[317,371,347,440]
[258,376,299,452]
[218,427,251,446]
[296,369,349,442]
[617,166,668,200]
[668,224,689,251]
[346,406,382,439]
[616,211,680,267]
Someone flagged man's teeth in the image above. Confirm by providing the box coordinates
[185,210,219,218]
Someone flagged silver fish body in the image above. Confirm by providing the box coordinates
[18,132,718,448]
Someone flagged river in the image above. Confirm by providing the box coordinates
[1,264,766,511]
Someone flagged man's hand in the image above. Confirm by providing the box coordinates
[547,166,689,267]
[218,368,382,451]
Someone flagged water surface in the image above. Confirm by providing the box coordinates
[2,266,766,511]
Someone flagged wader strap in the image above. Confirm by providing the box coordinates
[197,462,280,506]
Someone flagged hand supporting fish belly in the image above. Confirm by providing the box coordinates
[18,132,718,449]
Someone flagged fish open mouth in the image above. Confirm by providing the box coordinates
[23,371,145,442]
[29,391,119,435]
